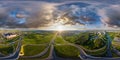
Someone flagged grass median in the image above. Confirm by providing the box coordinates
[54,45,80,58]
[23,45,47,56]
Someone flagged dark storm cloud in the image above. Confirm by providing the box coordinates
[55,1,120,29]
[98,5,120,28]
[0,1,96,28]
[106,6,120,27]
[54,2,102,27]
[0,0,120,29]
[0,1,56,28]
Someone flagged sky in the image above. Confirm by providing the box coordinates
[0,0,120,30]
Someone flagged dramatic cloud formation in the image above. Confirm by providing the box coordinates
[98,5,120,28]
[54,2,103,29]
[0,1,57,28]
[0,0,120,30]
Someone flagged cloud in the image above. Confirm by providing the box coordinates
[0,1,57,28]
[98,5,120,28]
[53,2,103,28]
[0,0,120,30]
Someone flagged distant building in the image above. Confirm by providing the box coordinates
[3,33,17,39]
[97,32,105,35]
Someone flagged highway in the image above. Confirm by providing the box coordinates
[45,32,64,60]
[0,37,22,60]
[0,52,4,57]
[1,32,120,60]
[112,48,120,56]
[59,32,120,60]
[105,32,112,57]
[77,32,120,60]
[20,33,58,59]
[44,32,120,60]
[45,32,80,60]
[20,44,50,58]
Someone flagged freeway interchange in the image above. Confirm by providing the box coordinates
[1,31,120,60]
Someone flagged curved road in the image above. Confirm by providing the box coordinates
[2,32,120,60]
[0,37,22,60]
[59,32,120,60]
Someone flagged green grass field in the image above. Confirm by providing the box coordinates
[22,32,53,44]
[1,31,119,59]
[54,35,67,44]
[19,47,50,60]
[62,32,90,45]
[54,45,80,58]
[0,45,14,55]
[23,45,47,56]
[112,41,120,51]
